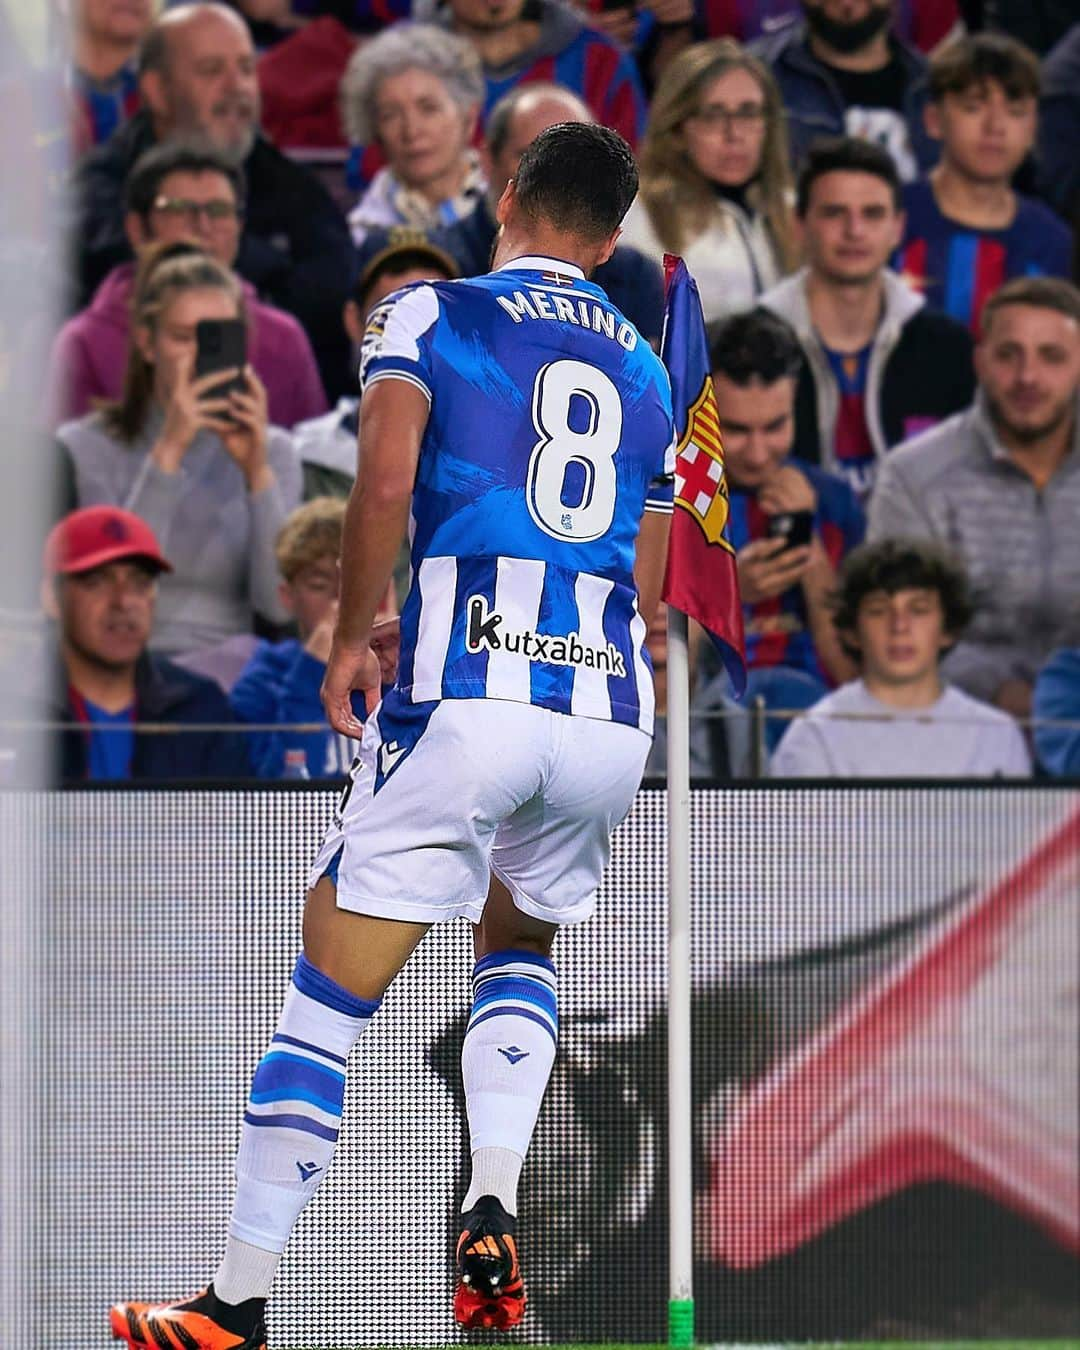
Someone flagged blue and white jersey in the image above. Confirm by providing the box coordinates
[361,254,676,734]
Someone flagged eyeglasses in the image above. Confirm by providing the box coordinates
[150,196,239,224]
[688,103,768,132]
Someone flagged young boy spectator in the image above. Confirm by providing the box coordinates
[229,498,394,778]
[760,137,974,502]
[1033,647,1080,778]
[50,143,327,429]
[771,538,1031,777]
[898,33,1072,334]
[868,276,1080,719]
[710,308,864,745]
[753,0,936,179]
[69,0,153,155]
[2,507,251,783]
[292,232,460,499]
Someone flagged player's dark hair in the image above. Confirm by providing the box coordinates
[707,308,803,386]
[980,275,1080,337]
[125,142,246,220]
[795,136,902,217]
[513,123,638,242]
[832,538,973,662]
[928,32,1040,104]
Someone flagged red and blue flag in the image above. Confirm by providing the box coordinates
[659,255,746,697]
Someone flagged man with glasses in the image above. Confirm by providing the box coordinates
[51,143,327,429]
[71,1,355,399]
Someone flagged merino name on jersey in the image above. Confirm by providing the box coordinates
[358,256,676,734]
[495,288,639,350]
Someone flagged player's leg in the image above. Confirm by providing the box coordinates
[462,880,558,1215]
[453,712,651,1331]
[110,875,427,1350]
[215,879,428,1296]
[454,881,558,1330]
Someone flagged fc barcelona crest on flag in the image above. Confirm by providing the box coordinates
[660,254,746,695]
[673,380,734,553]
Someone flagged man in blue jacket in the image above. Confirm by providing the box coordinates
[754,0,936,180]
[9,506,252,783]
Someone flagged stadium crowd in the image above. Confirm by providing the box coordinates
[28,0,1080,781]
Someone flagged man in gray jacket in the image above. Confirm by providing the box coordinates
[868,276,1080,720]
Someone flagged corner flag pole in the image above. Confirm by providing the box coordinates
[666,603,694,1347]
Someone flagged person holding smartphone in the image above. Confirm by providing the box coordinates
[56,245,303,657]
[705,307,864,748]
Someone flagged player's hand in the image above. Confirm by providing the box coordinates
[322,638,381,736]
[370,617,401,687]
[737,536,811,604]
[757,464,817,517]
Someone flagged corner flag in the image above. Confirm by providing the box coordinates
[659,255,746,697]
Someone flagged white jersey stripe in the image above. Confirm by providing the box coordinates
[571,573,615,720]
[411,556,457,701]
[485,557,545,703]
[629,607,654,732]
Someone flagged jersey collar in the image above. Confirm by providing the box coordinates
[495,255,586,280]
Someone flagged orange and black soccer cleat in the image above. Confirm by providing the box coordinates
[109,1285,266,1349]
[453,1195,527,1331]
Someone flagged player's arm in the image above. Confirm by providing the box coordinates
[635,420,675,624]
[634,508,671,628]
[321,378,429,736]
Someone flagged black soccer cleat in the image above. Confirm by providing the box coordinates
[453,1195,527,1330]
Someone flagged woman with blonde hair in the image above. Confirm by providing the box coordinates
[57,243,302,656]
[620,39,798,323]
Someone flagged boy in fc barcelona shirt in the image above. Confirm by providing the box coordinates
[898,33,1071,334]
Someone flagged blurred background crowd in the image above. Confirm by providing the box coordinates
[10,0,1080,782]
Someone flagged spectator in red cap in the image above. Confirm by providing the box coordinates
[3,507,253,783]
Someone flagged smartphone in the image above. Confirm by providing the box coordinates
[195,318,247,398]
[766,509,814,551]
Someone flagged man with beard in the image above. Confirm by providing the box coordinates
[71,1,355,400]
[754,0,936,179]
[868,277,1080,719]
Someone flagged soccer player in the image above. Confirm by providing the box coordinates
[110,122,675,1349]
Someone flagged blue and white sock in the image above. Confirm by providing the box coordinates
[460,950,558,1216]
[215,954,379,1301]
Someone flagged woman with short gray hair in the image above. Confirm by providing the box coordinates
[341,24,487,245]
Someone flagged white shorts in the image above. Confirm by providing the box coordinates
[307,696,650,926]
